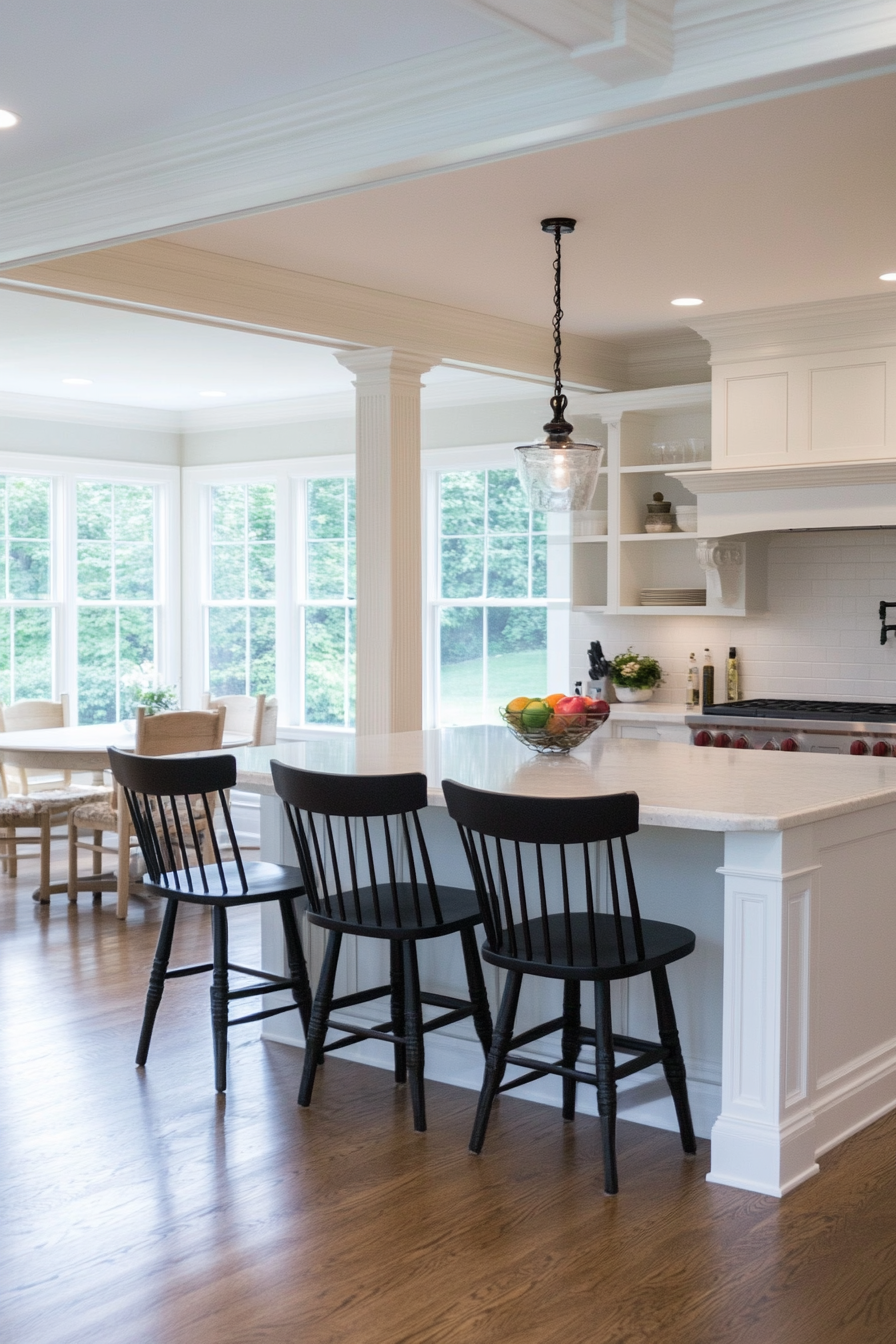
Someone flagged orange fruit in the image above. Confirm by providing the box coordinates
[506,696,531,713]
[544,693,565,708]
[545,713,567,734]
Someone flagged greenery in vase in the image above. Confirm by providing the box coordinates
[609,648,663,689]
[121,663,178,716]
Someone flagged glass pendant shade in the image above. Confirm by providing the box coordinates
[515,437,604,512]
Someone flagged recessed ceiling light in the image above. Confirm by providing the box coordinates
[62,378,92,386]
[0,109,19,130]
[880,273,896,282]
[671,297,703,307]
[200,390,226,397]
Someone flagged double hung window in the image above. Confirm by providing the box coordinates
[206,484,277,698]
[434,466,548,725]
[0,475,53,704]
[301,477,355,727]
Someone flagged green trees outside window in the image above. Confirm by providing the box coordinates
[0,476,54,705]
[207,484,277,698]
[77,482,156,723]
[303,477,355,727]
[438,468,548,725]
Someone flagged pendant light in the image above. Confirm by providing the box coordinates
[515,218,603,512]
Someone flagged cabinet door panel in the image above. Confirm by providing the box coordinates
[725,372,789,460]
[809,362,886,457]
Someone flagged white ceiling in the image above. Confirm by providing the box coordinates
[173,73,896,340]
[0,0,496,177]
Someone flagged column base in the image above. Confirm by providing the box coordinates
[707,1112,819,1197]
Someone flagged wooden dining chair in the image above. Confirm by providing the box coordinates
[272,761,493,1132]
[0,694,110,900]
[442,779,697,1194]
[67,707,226,919]
[108,748,311,1093]
[200,693,277,746]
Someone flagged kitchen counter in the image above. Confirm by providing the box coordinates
[234,726,896,831]
[236,727,896,1199]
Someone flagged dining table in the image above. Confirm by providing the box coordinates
[0,722,253,906]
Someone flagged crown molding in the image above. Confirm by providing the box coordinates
[2,5,896,267]
[3,240,626,389]
[690,293,896,361]
[0,389,181,432]
[586,380,711,420]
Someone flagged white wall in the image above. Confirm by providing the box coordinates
[0,414,180,464]
[573,530,896,703]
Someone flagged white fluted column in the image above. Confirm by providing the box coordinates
[336,347,438,736]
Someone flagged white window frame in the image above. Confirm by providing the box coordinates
[422,443,570,730]
[182,455,354,733]
[0,451,179,722]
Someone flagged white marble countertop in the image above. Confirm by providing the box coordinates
[232,725,896,832]
[607,702,690,725]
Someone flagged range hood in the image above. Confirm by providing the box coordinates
[673,294,896,538]
[669,460,896,538]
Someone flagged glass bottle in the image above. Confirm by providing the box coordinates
[701,648,714,709]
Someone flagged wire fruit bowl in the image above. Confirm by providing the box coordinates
[499,706,608,754]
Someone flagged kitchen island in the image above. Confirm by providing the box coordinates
[233,727,896,1197]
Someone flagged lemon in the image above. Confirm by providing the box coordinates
[506,696,531,713]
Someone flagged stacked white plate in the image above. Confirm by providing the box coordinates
[639,587,706,606]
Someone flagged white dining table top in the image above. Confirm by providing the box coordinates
[0,723,252,763]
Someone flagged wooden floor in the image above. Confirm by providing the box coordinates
[1,858,895,1344]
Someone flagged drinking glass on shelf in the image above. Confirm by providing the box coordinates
[650,442,665,464]
[687,438,706,462]
[664,441,686,464]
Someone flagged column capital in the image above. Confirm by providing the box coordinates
[336,346,440,385]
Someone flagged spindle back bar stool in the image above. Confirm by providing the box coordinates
[272,762,493,1132]
[442,779,697,1194]
[108,748,311,1092]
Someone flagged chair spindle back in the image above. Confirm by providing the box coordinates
[442,780,644,968]
[108,748,247,896]
[271,763,442,928]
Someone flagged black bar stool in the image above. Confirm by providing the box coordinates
[442,779,697,1194]
[108,748,312,1093]
[271,762,493,1132]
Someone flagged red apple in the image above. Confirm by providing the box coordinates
[554,695,587,714]
[584,698,610,716]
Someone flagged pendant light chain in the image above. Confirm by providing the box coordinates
[552,222,565,413]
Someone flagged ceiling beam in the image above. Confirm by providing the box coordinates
[3,240,627,390]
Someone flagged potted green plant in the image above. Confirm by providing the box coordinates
[609,648,663,702]
[121,663,178,718]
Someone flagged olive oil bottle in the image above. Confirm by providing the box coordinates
[701,648,714,708]
[726,646,739,702]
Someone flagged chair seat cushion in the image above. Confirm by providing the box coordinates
[482,912,695,980]
[70,799,118,827]
[0,795,39,819]
[30,787,110,814]
[306,883,482,939]
[140,860,306,906]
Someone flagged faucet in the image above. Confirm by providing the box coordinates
[879,601,896,645]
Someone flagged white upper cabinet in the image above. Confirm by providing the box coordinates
[692,296,896,468]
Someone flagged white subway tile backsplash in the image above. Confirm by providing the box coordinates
[574,529,896,704]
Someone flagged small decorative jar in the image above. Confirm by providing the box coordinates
[645,492,672,533]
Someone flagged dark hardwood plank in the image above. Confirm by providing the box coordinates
[0,856,894,1344]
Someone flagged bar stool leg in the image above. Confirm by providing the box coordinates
[298,930,342,1108]
[561,979,582,1121]
[403,941,426,1132]
[651,966,697,1154]
[594,980,618,1195]
[136,898,179,1066]
[460,926,493,1055]
[278,897,312,1039]
[210,905,230,1093]
[469,969,522,1155]
[390,941,406,1084]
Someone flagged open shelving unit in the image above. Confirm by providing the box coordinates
[570,382,764,618]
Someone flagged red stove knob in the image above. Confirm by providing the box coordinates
[872,741,891,757]
[713,732,731,748]
[694,730,713,746]
[733,735,751,749]
[762,740,779,750]
[780,738,799,752]
[850,740,868,755]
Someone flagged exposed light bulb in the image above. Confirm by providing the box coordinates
[550,450,570,491]
[671,297,703,307]
[0,109,19,129]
